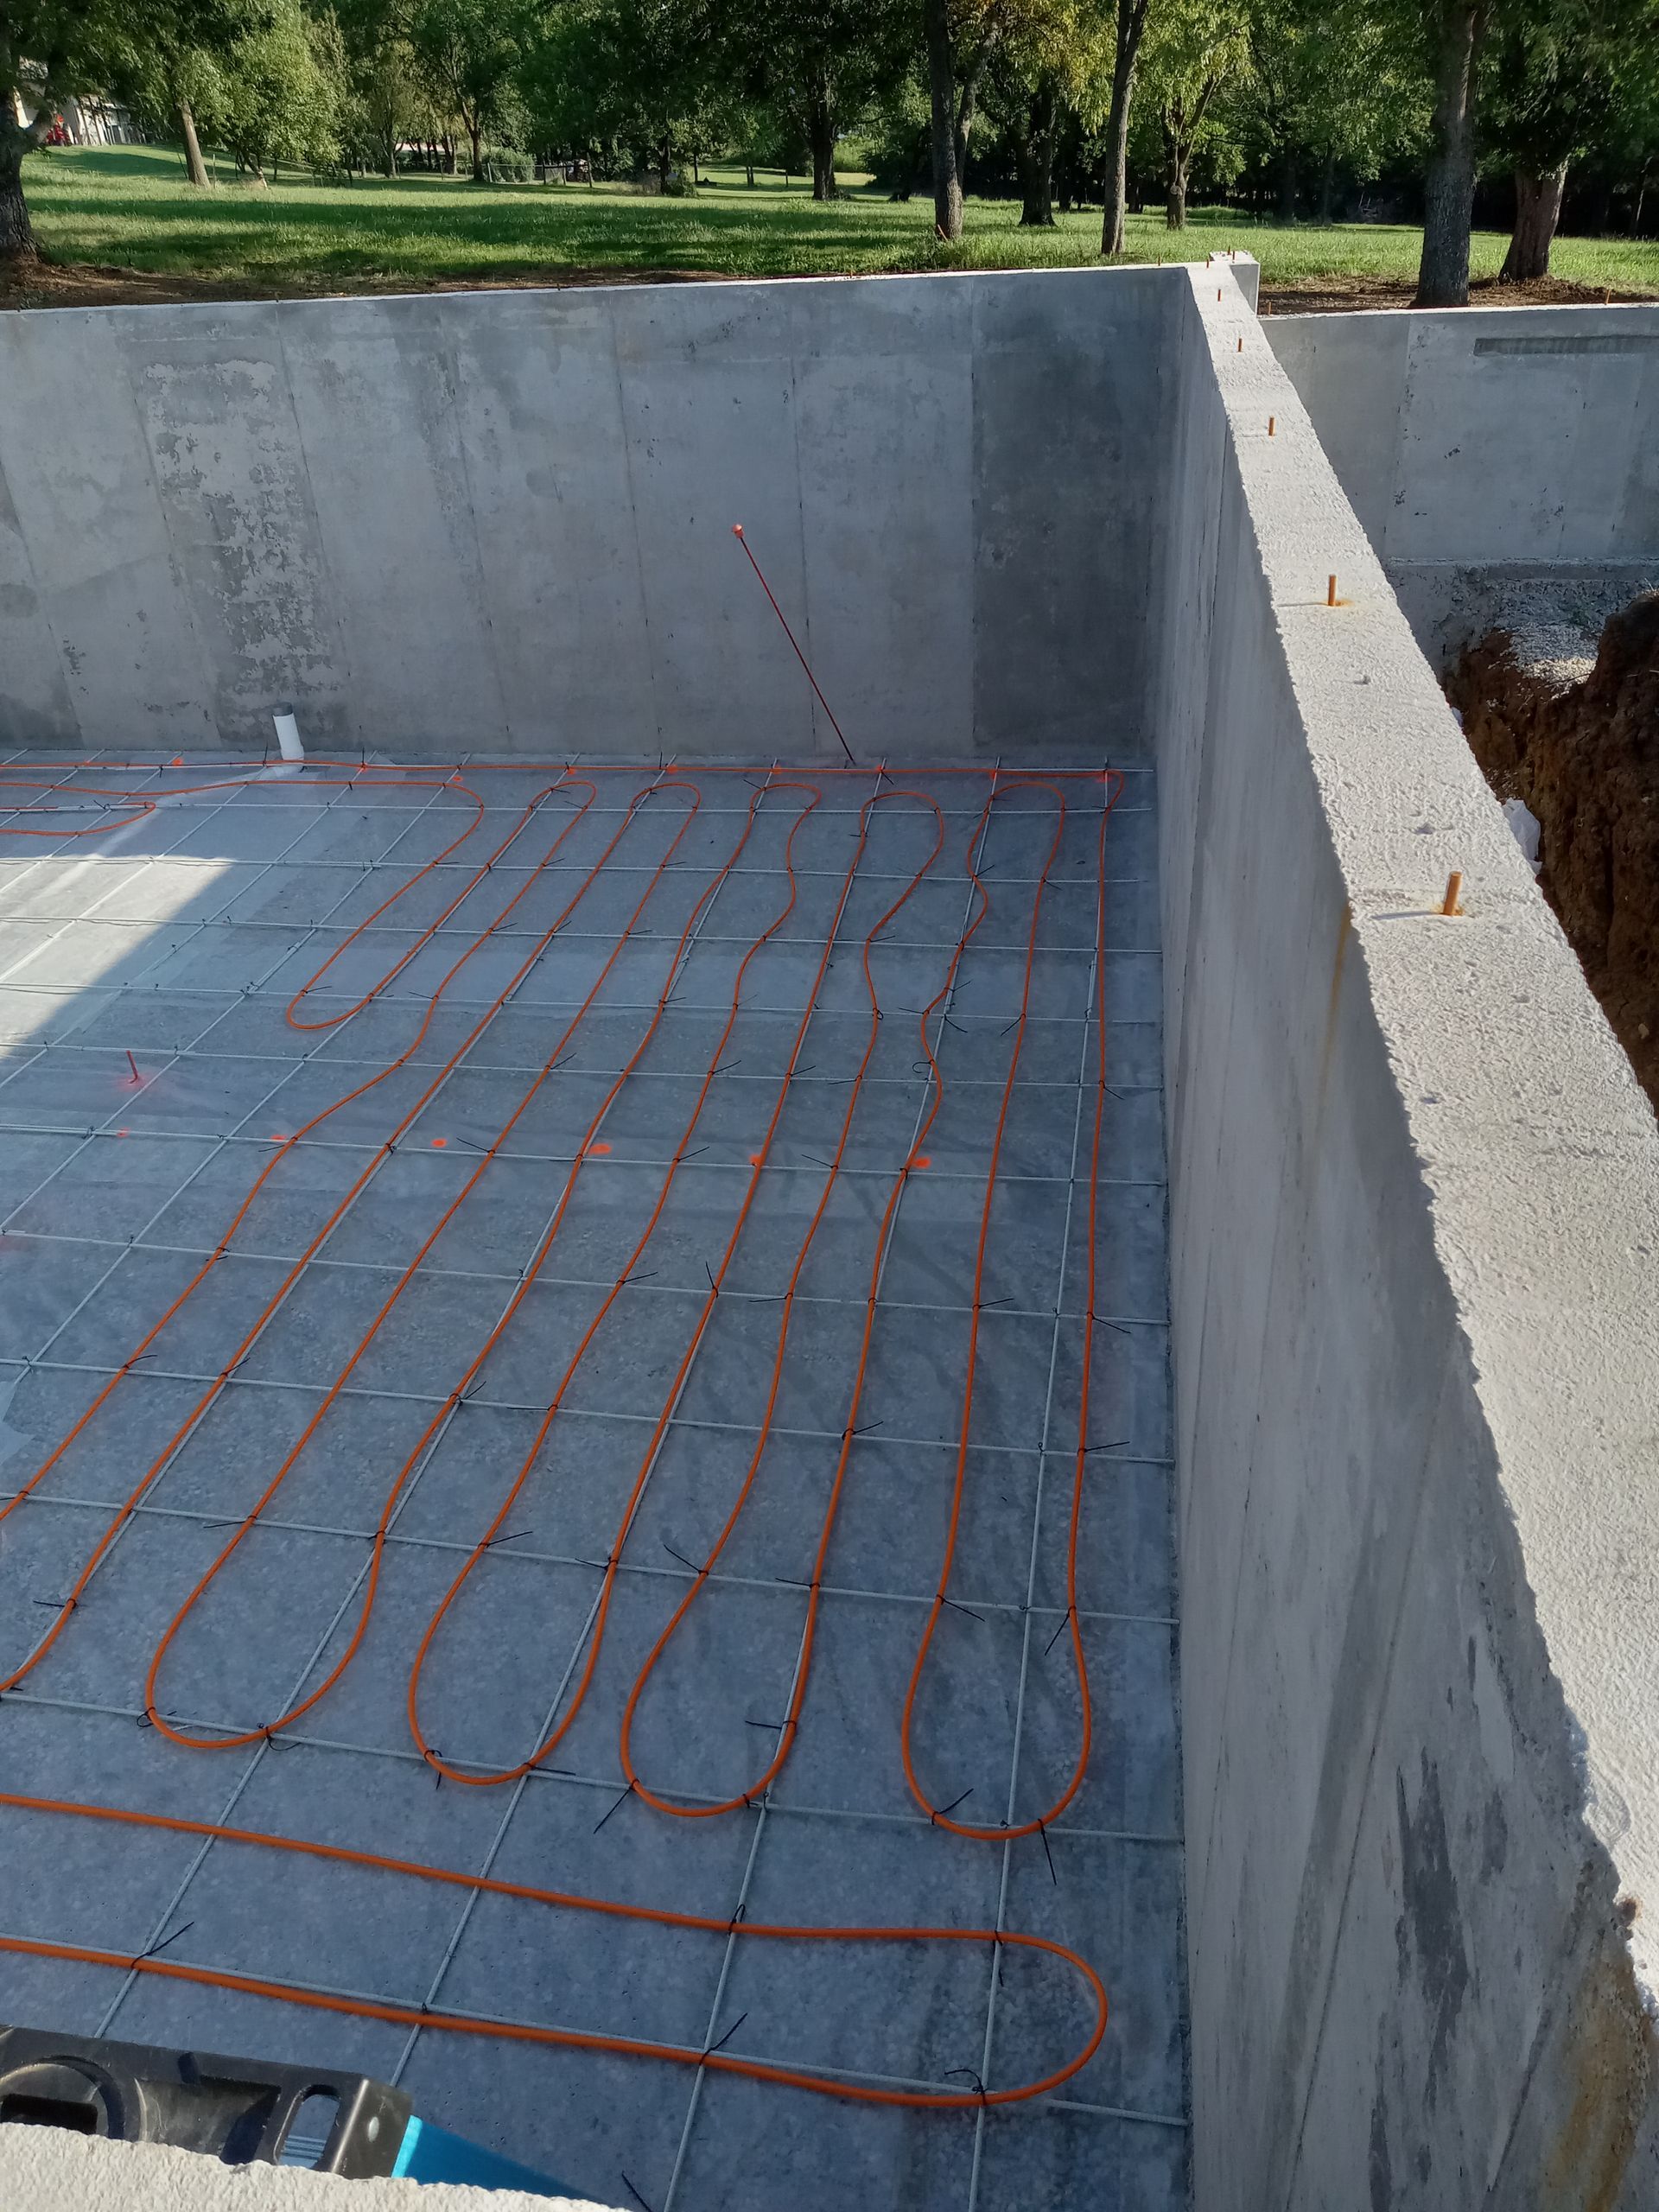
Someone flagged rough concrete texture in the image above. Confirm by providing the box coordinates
[1388,557,1659,676]
[0,2122,604,2210]
[1266,304,1659,667]
[0,271,1171,763]
[1161,264,1659,2207]
[0,764,1183,2210]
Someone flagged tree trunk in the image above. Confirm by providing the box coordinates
[746,162,754,188]
[1100,0,1148,256]
[1274,144,1298,221]
[1056,113,1082,211]
[1500,161,1567,281]
[658,136,671,193]
[1101,67,1134,252]
[809,86,838,201]
[1416,0,1484,306]
[1316,146,1336,224]
[0,133,36,264]
[1017,84,1057,226]
[178,101,211,188]
[924,0,963,240]
[1162,106,1190,231]
[442,136,456,175]
[466,118,483,181]
[953,35,996,199]
[953,90,974,193]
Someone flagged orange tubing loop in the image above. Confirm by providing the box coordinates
[0,772,713,1696]
[0,761,1124,2116]
[406,787,945,1786]
[0,1789,1106,2110]
[617,778,1084,1821]
[140,777,755,1749]
[899,772,1123,1840]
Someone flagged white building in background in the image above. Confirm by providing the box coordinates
[9,79,139,144]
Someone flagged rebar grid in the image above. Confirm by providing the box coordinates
[0,760,1185,2209]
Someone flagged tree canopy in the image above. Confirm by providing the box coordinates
[2,0,252,249]
[4,0,1658,289]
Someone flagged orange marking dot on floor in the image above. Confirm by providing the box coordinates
[748,1153,763,1165]
[588,1141,612,1155]
[911,1154,931,1169]
[430,1137,448,1147]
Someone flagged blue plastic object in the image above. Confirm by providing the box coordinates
[391,2113,573,2197]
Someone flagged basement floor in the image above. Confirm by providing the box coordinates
[0,756,1185,2211]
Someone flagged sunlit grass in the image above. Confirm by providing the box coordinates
[22,142,1659,296]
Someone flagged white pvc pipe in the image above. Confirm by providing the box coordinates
[261,707,306,780]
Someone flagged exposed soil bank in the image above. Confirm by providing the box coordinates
[0,259,711,310]
[1259,271,1656,314]
[2,256,1651,315]
[1448,592,1659,1109]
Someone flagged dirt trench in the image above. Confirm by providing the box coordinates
[1446,591,1659,1111]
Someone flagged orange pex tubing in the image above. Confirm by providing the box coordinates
[0,757,1125,2113]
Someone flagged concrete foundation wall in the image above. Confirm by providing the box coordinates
[0,271,1170,763]
[1264,304,1659,664]
[1158,269,1659,2208]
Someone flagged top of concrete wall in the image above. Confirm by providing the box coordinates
[1265,301,1659,567]
[1197,273,1659,2019]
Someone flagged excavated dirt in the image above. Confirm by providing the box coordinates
[1258,273,1657,315]
[0,257,710,311]
[2,255,1651,315]
[1447,592,1659,1109]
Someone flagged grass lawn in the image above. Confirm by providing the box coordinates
[17,142,1659,302]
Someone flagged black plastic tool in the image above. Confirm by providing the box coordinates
[0,2022,410,2177]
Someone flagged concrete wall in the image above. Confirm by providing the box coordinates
[0,2122,605,2209]
[0,270,1172,763]
[1157,266,1659,2209]
[1264,304,1659,664]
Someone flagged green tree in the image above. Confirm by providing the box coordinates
[191,0,343,178]
[982,0,1112,225]
[729,0,912,200]
[518,0,734,188]
[1484,0,1658,277]
[1301,1,1426,216]
[1594,37,1659,231]
[351,40,429,175]
[2,0,248,254]
[864,63,931,195]
[1233,0,1423,222]
[1131,0,1245,226]
[333,0,424,175]
[407,0,527,178]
